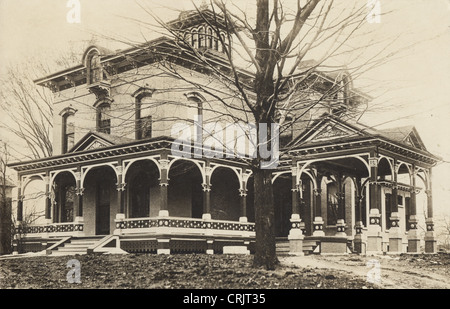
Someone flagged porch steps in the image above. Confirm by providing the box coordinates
[52,236,105,255]
[275,238,290,256]
[276,237,320,256]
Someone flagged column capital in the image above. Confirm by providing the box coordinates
[204,166,212,177]
[116,182,126,191]
[202,183,211,192]
[313,188,322,196]
[239,188,247,197]
[369,157,378,168]
[75,187,85,196]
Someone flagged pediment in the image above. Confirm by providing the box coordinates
[290,116,364,147]
[69,132,115,153]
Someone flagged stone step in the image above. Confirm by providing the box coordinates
[57,247,88,253]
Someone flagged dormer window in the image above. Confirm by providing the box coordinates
[87,50,102,84]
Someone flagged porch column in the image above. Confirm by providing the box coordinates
[389,161,402,253]
[335,175,346,237]
[44,174,52,222]
[13,183,23,255]
[354,177,366,254]
[288,165,304,256]
[312,173,325,236]
[74,169,84,218]
[158,158,170,217]
[202,163,212,220]
[367,155,382,253]
[407,167,420,252]
[239,188,247,222]
[425,168,436,253]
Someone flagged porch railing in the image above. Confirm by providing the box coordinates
[115,216,255,235]
[16,222,84,237]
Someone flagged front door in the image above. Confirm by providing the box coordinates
[96,181,110,235]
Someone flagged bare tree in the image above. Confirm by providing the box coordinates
[0,142,13,254]
[0,61,54,159]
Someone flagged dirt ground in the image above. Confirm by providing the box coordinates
[282,253,450,289]
[0,252,448,289]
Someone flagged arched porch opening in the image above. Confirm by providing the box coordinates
[125,160,160,218]
[273,174,291,237]
[210,167,240,221]
[53,172,76,224]
[22,177,46,225]
[83,166,117,236]
[168,160,203,219]
[246,176,255,223]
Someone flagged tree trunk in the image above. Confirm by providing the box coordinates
[253,167,278,270]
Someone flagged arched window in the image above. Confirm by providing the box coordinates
[191,29,198,48]
[207,28,213,48]
[88,51,102,84]
[134,89,155,140]
[60,107,77,154]
[97,103,111,134]
[185,92,205,117]
[198,27,205,48]
[220,33,226,53]
[214,32,219,51]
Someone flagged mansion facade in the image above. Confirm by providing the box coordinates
[8,8,440,256]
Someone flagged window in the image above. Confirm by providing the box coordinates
[191,29,198,48]
[186,92,204,117]
[60,108,76,154]
[135,93,154,140]
[61,184,75,223]
[327,182,339,225]
[198,27,205,48]
[208,28,213,48]
[88,51,102,84]
[220,33,226,53]
[97,103,111,134]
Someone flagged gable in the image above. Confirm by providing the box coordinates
[379,126,427,151]
[403,129,427,151]
[289,116,365,147]
[69,133,115,153]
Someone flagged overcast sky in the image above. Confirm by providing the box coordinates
[0,0,449,216]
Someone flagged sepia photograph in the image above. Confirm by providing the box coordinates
[0,0,449,295]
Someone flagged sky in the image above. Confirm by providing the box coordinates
[0,0,449,216]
